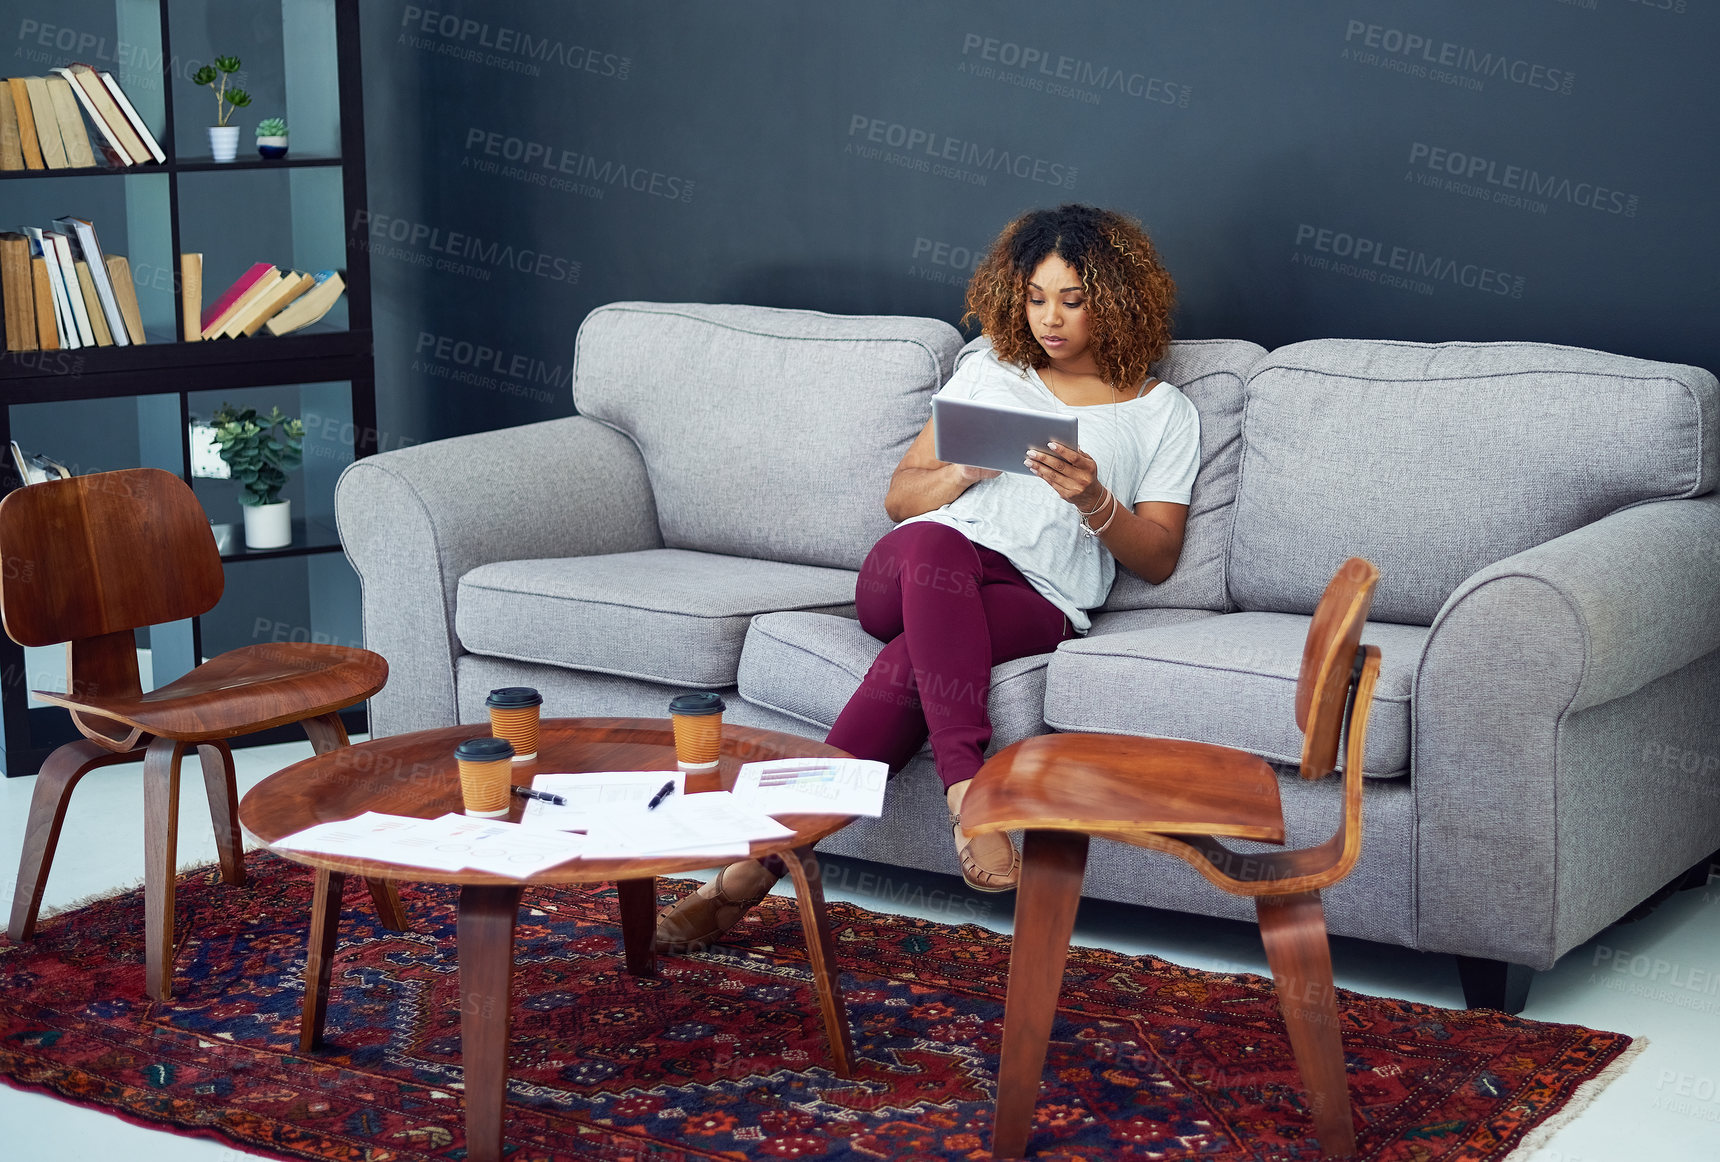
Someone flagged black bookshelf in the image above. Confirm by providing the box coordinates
[0,0,375,776]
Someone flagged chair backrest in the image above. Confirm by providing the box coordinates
[1295,557,1380,779]
[0,468,223,648]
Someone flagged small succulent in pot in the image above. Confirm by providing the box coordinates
[255,116,288,159]
[192,55,251,161]
[210,403,304,507]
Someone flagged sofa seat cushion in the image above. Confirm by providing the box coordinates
[1044,612,1427,777]
[736,611,1051,751]
[456,549,857,688]
[738,607,1229,761]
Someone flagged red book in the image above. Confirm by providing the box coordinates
[199,262,276,336]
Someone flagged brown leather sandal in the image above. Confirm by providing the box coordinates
[951,813,1020,893]
[653,863,778,954]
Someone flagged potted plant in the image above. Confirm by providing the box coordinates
[191,56,251,162]
[210,403,303,548]
[255,116,288,159]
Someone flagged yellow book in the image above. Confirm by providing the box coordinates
[7,78,42,168]
[31,257,57,349]
[264,271,345,336]
[179,252,202,341]
[238,271,311,337]
[0,84,23,170]
[74,260,113,345]
[102,255,145,344]
[22,76,65,169]
[45,76,94,168]
[219,270,285,338]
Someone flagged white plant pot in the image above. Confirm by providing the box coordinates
[208,125,240,163]
[242,499,291,549]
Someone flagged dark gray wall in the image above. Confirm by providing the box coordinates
[360,0,1719,448]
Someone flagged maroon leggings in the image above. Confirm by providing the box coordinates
[825,522,1073,789]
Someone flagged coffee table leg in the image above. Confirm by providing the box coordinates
[300,867,347,1052]
[780,845,854,1078]
[616,877,657,977]
[458,883,523,1162]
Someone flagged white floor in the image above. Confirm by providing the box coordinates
[2,739,1716,1160]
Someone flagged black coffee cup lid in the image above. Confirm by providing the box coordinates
[485,686,543,708]
[455,736,515,761]
[669,691,726,716]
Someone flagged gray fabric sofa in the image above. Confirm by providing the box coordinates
[337,301,1720,1009]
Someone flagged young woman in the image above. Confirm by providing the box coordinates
[656,203,1199,952]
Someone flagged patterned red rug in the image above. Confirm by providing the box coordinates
[0,852,1632,1160]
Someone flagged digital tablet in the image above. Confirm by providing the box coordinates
[932,395,1080,475]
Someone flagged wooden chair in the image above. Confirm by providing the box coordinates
[0,467,397,1001]
[963,557,1382,1158]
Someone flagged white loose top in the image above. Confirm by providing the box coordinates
[902,347,1200,632]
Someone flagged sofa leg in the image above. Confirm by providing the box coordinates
[1456,956,1533,1014]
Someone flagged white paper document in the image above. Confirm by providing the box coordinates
[270,811,470,871]
[578,791,795,859]
[730,758,889,818]
[517,770,685,830]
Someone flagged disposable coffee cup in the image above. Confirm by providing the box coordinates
[455,736,515,817]
[669,691,725,773]
[486,686,543,761]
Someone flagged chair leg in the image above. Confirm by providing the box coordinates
[991,829,1090,1160]
[1257,891,1356,1157]
[8,739,137,942]
[300,710,409,932]
[143,737,189,1002]
[197,742,245,887]
[301,710,349,755]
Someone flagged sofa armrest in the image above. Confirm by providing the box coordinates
[1413,494,1720,967]
[336,416,661,735]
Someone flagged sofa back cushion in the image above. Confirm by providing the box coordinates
[574,302,963,570]
[1229,339,1720,624]
[953,335,1267,613]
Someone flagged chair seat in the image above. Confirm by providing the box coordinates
[34,643,388,741]
[962,732,1286,844]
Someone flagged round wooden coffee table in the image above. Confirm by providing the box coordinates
[238,717,857,1162]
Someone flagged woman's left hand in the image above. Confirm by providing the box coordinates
[1025,440,1105,510]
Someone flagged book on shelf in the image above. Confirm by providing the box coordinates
[0,84,23,170]
[21,76,65,169]
[179,253,202,342]
[238,270,310,336]
[6,77,43,169]
[65,64,151,166]
[265,270,345,336]
[19,228,72,347]
[30,256,57,348]
[94,69,164,164]
[0,232,33,351]
[49,67,124,167]
[200,262,277,339]
[102,254,145,344]
[73,260,113,345]
[45,75,95,169]
[54,217,128,347]
[41,228,94,345]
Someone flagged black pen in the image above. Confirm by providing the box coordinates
[646,780,676,811]
[511,785,566,806]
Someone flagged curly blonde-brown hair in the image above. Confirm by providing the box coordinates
[962,204,1176,390]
